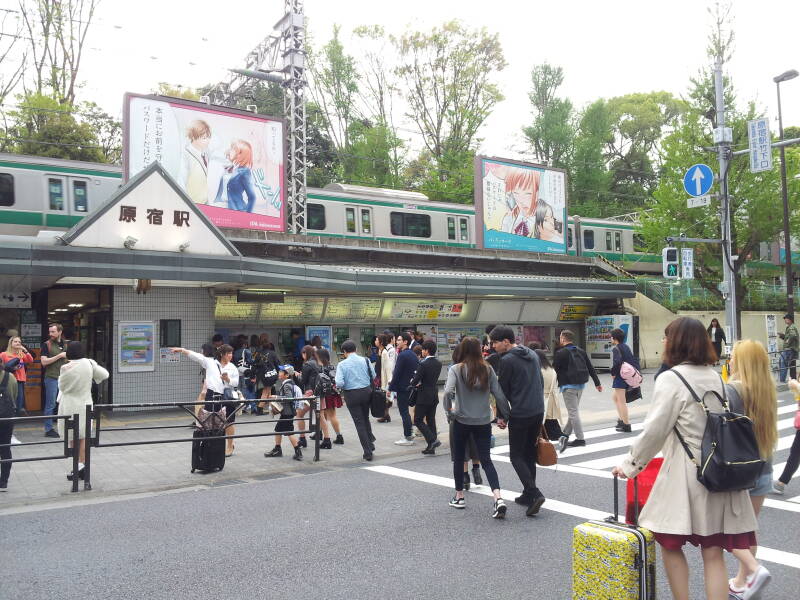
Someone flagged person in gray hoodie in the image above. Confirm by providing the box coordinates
[443,336,511,519]
[489,326,546,516]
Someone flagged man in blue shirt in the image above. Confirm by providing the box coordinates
[389,332,418,446]
[335,339,377,461]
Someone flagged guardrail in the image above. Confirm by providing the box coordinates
[81,397,322,491]
[0,413,82,492]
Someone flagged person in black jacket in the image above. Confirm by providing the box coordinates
[489,326,546,516]
[389,332,419,445]
[410,339,443,455]
[707,318,726,364]
[297,345,320,448]
[553,330,602,452]
[609,327,639,432]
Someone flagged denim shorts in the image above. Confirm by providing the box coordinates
[750,467,773,496]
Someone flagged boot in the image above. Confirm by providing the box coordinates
[333,433,344,445]
[298,436,307,448]
[615,419,624,432]
[264,445,282,457]
[293,446,303,461]
[320,438,332,449]
[620,423,632,433]
[472,466,482,486]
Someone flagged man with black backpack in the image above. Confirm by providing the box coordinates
[553,330,602,453]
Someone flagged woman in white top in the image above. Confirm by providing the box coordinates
[377,333,396,423]
[535,349,565,435]
[57,341,109,481]
[171,344,239,456]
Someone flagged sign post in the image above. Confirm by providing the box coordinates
[683,164,714,197]
[748,117,773,173]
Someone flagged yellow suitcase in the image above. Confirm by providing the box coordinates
[572,477,656,599]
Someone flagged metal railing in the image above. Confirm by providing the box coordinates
[80,397,322,491]
[0,413,83,492]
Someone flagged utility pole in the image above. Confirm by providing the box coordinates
[714,57,738,342]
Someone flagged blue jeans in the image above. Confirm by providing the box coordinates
[395,390,413,438]
[243,382,257,411]
[779,350,797,382]
[16,381,25,411]
[43,377,59,432]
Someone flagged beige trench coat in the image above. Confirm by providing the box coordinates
[542,367,566,424]
[620,364,757,536]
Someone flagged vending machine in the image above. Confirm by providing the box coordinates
[585,314,636,369]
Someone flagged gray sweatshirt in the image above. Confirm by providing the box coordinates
[443,363,511,425]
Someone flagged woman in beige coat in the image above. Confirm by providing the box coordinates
[57,341,109,481]
[612,318,762,600]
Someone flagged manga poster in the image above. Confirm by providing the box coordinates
[124,93,285,232]
[474,156,567,254]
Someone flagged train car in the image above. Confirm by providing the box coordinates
[0,153,122,236]
[566,217,662,274]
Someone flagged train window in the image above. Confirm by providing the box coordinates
[633,233,646,252]
[307,203,326,230]
[361,209,372,234]
[48,178,64,211]
[567,227,573,248]
[614,231,622,252]
[459,218,469,242]
[0,173,13,207]
[73,180,88,212]
[390,212,431,238]
[447,217,456,240]
[583,229,595,250]
[605,231,612,251]
[345,207,356,233]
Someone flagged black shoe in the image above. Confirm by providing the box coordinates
[78,467,85,480]
[334,434,344,445]
[472,467,482,486]
[615,419,624,432]
[256,406,264,415]
[363,453,373,461]
[621,423,632,433]
[514,494,533,506]
[264,446,282,457]
[463,472,470,491]
[370,443,376,452]
[376,416,391,423]
[421,447,435,455]
[320,438,332,449]
[566,438,586,448]
[45,430,60,438]
[293,447,303,461]
[298,437,307,448]
[526,495,546,517]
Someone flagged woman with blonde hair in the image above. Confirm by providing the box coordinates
[0,336,34,417]
[725,340,778,599]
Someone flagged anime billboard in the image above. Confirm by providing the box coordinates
[123,93,285,232]
[475,156,567,254]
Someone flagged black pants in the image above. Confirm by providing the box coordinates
[779,429,800,485]
[0,420,13,484]
[508,413,544,499]
[343,387,375,455]
[413,401,438,446]
[450,421,499,491]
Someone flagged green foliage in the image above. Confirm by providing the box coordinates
[80,101,121,164]
[569,100,614,216]
[522,63,574,169]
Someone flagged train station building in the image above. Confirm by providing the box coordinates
[0,164,635,409]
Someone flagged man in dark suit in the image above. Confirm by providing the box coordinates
[410,339,443,454]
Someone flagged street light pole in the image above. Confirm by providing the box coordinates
[775,68,799,319]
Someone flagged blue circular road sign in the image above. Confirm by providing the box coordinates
[683,163,714,197]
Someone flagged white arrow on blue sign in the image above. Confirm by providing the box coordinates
[683,164,714,197]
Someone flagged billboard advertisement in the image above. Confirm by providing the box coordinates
[123,93,285,232]
[474,156,567,254]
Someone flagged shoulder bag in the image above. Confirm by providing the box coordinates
[365,358,386,418]
[670,369,763,492]
[536,425,558,466]
[217,363,237,401]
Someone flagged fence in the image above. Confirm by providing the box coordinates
[79,397,322,491]
[0,413,83,492]
[636,278,800,311]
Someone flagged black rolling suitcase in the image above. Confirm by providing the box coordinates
[191,428,226,473]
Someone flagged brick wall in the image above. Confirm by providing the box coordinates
[112,286,214,408]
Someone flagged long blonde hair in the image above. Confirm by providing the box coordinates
[5,336,22,355]
[729,340,778,458]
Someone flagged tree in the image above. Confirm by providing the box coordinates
[154,83,200,101]
[80,101,120,163]
[569,99,613,217]
[522,63,574,169]
[0,9,26,106]
[394,20,505,201]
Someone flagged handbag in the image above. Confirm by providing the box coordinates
[625,386,642,403]
[670,369,764,492]
[365,358,386,418]
[407,385,419,408]
[536,425,558,466]
[217,363,237,400]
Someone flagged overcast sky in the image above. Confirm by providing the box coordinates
[4,0,800,161]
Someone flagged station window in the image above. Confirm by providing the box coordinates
[605,230,612,251]
[0,173,13,206]
[361,209,372,234]
[390,212,431,238]
[48,178,64,211]
[567,227,573,248]
[345,207,356,233]
[583,229,595,250]
[459,218,469,242]
[307,203,326,230]
[73,180,88,212]
[447,216,456,240]
[159,319,181,348]
[614,231,622,252]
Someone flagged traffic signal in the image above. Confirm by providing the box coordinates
[663,247,679,279]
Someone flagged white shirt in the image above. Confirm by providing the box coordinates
[185,350,239,394]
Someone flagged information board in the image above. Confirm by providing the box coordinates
[390,301,465,321]
[558,304,594,321]
[324,298,383,321]
[118,321,155,372]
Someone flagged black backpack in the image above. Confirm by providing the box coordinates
[566,347,590,384]
[314,365,336,398]
[670,370,764,493]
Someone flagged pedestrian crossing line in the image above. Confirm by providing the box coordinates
[364,464,800,569]
[788,495,800,503]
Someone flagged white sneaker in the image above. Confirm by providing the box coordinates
[394,438,414,446]
[742,565,771,600]
[10,435,21,445]
[772,480,785,495]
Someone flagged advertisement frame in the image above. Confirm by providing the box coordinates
[122,92,288,232]
[473,155,569,254]
[118,321,155,373]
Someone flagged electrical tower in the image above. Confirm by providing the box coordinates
[206,0,308,234]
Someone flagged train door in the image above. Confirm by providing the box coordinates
[345,205,373,238]
[43,175,91,227]
[458,216,470,244]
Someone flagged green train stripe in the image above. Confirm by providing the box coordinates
[45,213,83,227]
[0,209,43,225]
[307,192,474,215]
[308,231,475,247]
[0,159,122,179]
